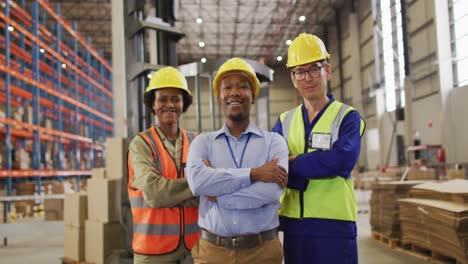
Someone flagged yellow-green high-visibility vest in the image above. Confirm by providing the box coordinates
[278,101,365,222]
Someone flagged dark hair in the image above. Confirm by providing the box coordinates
[143,89,193,114]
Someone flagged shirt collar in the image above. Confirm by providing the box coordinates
[154,126,181,142]
[214,121,263,139]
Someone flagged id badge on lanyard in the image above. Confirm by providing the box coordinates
[308,133,331,150]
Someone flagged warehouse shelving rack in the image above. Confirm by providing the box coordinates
[0,0,113,215]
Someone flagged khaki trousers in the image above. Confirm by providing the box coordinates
[191,237,283,264]
[134,242,193,264]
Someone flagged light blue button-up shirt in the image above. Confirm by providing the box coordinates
[186,121,288,237]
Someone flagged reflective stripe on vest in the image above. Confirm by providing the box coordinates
[127,128,200,255]
[278,101,365,222]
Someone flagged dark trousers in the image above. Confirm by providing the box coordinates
[283,233,358,264]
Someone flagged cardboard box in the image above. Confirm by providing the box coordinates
[85,220,125,264]
[27,106,33,124]
[64,192,88,228]
[447,169,465,179]
[15,201,35,217]
[16,181,36,195]
[0,202,4,223]
[45,210,63,221]
[42,180,64,194]
[87,178,121,223]
[92,168,107,179]
[44,199,64,220]
[64,225,85,261]
[105,138,128,179]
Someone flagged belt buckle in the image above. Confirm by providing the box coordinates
[231,236,244,248]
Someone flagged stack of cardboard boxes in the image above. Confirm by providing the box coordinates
[62,137,127,263]
[407,167,437,180]
[64,192,88,261]
[85,168,124,264]
[448,169,466,179]
[85,137,127,264]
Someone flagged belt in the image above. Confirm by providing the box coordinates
[201,228,278,250]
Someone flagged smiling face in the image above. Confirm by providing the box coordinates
[291,61,331,102]
[218,71,253,123]
[152,88,184,126]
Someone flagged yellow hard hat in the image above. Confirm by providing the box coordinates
[286,33,330,68]
[213,58,260,99]
[145,67,191,95]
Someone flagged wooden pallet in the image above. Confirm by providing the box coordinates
[395,243,460,264]
[371,233,462,264]
[371,231,400,248]
[60,257,94,264]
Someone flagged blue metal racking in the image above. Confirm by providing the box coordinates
[0,0,114,217]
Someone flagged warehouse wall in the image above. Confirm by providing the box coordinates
[268,67,298,127]
[177,0,468,168]
[179,76,223,132]
[326,0,453,168]
[445,86,468,164]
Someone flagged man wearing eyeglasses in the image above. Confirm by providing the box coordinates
[272,33,366,264]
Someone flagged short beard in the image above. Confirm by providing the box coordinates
[227,112,249,122]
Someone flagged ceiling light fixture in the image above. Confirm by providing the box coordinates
[201,57,207,63]
[198,41,206,48]
[277,56,283,62]
[147,73,153,79]
[196,18,203,24]
[39,48,45,53]
[286,39,292,45]
[61,63,67,69]
[299,15,306,22]
[8,26,14,31]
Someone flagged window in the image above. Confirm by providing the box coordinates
[380,0,406,112]
[450,0,468,87]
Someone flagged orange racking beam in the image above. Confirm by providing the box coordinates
[6,5,111,87]
[0,51,105,105]
[0,116,93,143]
[0,21,110,98]
[37,0,112,71]
[0,86,113,133]
[0,170,92,178]
[0,13,112,97]
[0,64,113,123]
[0,125,62,142]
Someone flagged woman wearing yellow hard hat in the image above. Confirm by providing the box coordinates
[273,33,366,264]
[127,67,200,264]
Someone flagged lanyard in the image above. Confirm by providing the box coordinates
[225,133,252,168]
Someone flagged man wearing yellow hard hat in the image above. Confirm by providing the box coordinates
[272,33,366,263]
[186,58,289,264]
[127,67,200,264]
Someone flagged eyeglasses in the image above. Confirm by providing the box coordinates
[292,64,324,81]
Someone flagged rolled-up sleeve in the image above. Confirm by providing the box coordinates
[129,136,194,208]
[186,134,252,196]
[216,132,289,209]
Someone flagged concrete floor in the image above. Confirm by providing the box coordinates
[0,190,429,264]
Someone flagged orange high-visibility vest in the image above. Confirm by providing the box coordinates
[127,127,200,255]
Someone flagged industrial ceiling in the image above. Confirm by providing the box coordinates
[48,0,344,66]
